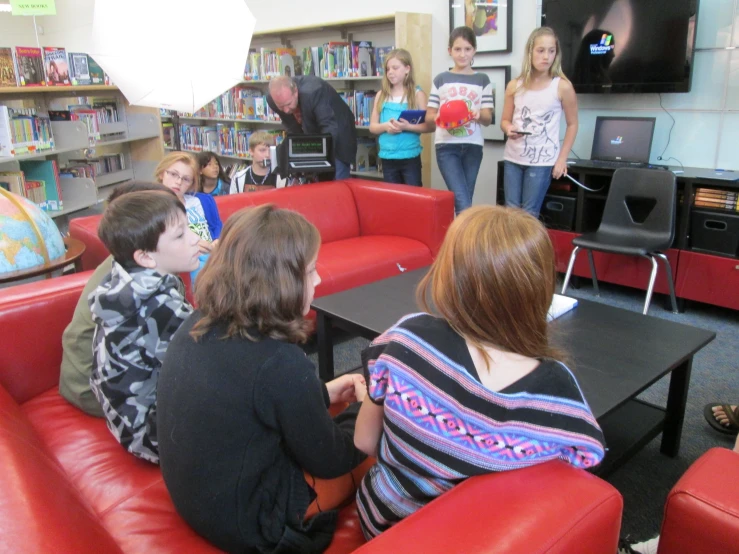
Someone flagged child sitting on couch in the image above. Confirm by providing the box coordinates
[59,181,176,417]
[89,190,200,463]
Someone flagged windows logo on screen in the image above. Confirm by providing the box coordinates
[590,34,615,55]
[610,136,624,145]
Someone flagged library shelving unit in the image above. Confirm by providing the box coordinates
[496,160,739,311]
[162,12,431,184]
[0,85,163,222]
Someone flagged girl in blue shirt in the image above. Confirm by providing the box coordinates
[197,151,230,196]
[369,49,427,186]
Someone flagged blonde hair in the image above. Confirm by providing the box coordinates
[248,131,275,151]
[375,48,419,113]
[515,27,568,91]
[416,205,563,366]
[154,151,200,192]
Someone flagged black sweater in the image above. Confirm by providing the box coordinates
[158,312,364,553]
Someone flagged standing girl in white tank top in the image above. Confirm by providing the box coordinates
[501,27,579,217]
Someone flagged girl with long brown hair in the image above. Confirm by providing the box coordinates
[353,205,605,539]
[157,204,368,553]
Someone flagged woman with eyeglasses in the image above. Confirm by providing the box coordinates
[155,152,223,280]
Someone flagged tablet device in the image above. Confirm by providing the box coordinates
[398,109,426,124]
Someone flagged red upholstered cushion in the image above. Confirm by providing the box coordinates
[69,215,107,271]
[315,236,432,297]
[325,504,367,554]
[0,386,124,554]
[0,271,89,404]
[660,448,739,554]
[215,183,361,244]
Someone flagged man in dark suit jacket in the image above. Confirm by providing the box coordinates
[267,75,357,180]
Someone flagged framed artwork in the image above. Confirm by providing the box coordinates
[477,65,511,142]
[449,0,512,54]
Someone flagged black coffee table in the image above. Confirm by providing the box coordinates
[311,268,716,475]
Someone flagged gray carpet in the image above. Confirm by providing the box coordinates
[305,282,738,542]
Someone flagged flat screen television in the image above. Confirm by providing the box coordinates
[541,0,699,93]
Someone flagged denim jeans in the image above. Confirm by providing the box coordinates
[436,143,483,214]
[381,156,422,186]
[335,158,351,180]
[503,160,553,217]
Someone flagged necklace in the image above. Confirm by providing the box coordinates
[248,166,268,186]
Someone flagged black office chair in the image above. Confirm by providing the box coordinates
[561,168,679,315]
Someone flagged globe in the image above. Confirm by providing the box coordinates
[0,189,66,276]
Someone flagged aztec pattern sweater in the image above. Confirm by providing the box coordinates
[356,313,606,538]
[89,262,192,464]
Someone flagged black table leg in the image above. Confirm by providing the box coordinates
[316,312,335,382]
[661,357,693,456]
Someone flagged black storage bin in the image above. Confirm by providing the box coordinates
[540,194,576,231]
[690,209,739,257]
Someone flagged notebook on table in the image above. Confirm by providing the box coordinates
[547,294,579,321]
[572,117,661,170]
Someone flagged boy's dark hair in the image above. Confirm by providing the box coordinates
[106,180,173,204]
[98,190,186,266]
[449,26,477,49]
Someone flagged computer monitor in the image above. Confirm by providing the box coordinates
[591,117,656,163]
[288,136,328,158]
[275,134,334,177]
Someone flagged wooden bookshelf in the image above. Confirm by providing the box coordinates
[163,12,432,185]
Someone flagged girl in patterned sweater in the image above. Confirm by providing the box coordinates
[354,205,606,539]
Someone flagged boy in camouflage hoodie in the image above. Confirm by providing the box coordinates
[89,190,200,463]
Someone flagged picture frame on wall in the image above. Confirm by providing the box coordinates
[448,0,512,54]
[477,65,511,142]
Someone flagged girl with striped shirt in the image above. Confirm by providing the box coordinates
[354,205,605,539]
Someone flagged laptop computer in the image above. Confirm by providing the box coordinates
[570,116,665,170]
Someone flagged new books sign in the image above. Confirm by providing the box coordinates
[10,0,56,16]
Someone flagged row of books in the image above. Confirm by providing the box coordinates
[179,124,285,158]
[244,42,394,80]
[695,188,739,212]
[60,154,126,179]
[0,47,111,88]
[179,88,279,122]
[166,83,375,128]
[0,160,63,211]
[49,99,122,140]
[0,105,54,157]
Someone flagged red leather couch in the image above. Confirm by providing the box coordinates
[0,272,624,553]
[70,179,456,299]
[658,447,739,554]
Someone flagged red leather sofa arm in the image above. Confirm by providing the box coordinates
[69,216,107,271]
[347,180,455,257]
[0,271,89,404]
[354,460,623,554]
[659,447,739,554]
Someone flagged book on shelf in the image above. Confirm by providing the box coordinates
[694,188,739,212]
[374,46,394,76]
[354,137,379,172]
[86,55,109,86]
[19,159,63,211]
[0,105,55,157]
[0,47,18,87]
[0,171,25,196]
[43,47,71,86]
[276,48,298,77]
[322,41,350,78]
[67,52,92,86]
[350,41,373,77]
[14,47,46,86]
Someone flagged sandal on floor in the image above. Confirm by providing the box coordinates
[704,403,739,435]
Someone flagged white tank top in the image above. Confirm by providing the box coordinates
[504,76,562,167]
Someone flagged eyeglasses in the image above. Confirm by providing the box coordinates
[164,169,194,185]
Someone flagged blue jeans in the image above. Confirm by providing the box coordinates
[503,160,553,217]
[335,158,351,180]
[381,156,422,186]
[436,143,483,214]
